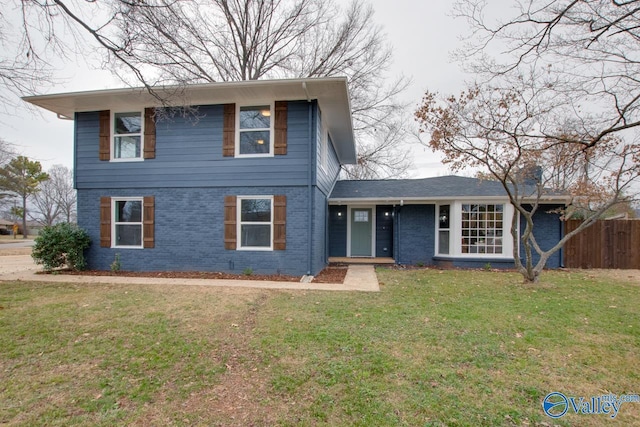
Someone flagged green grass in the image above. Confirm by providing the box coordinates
[1,269,639,426]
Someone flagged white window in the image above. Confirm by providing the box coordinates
[436,202,514,258]
[238,196,273,250]
[237,105,273,157]
[461,204,504,254]
[113,112,143,160]
[437,204,450,255]
[113,198,143,248]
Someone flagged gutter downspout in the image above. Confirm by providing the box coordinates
[307,97,314,275]
[559,217,565,268]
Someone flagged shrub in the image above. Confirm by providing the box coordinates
[31,223,91,271]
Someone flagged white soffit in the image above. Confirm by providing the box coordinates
[23,77,357,164]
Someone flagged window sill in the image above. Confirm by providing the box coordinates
[110,158,144,162]
[237,246,274,251]
[433,255,514,262]
[112,245,144,249]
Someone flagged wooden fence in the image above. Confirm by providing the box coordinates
[564,219,640,269]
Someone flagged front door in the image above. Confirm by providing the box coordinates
[351,208,372,257]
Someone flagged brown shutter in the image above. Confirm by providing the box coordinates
[100,197,111,247]
[274,101,287,155]
[143,196,155,248]
[224,195,237,249]
[223,104,236,157]
[143,108,156,159]
[99,110,110,161]
[273,195,286,250]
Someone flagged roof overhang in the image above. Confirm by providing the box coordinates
[22,77,357,164]
[328,195,571,205]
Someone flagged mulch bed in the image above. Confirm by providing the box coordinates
[40,266,349,284]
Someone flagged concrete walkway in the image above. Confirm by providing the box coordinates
[0,258,380,292]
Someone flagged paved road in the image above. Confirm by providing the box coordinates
[0,240,34,248]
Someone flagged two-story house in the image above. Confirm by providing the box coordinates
[25,77,567,276]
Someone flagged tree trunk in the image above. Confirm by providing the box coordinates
[22,195,27,239]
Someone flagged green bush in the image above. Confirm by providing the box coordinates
[31,223,91,271]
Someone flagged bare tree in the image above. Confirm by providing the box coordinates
[416,84,640,283]
[30,164,76,225]
[453,0,640,151]
[13,0,411,178]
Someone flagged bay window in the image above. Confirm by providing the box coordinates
[436,202,514,258]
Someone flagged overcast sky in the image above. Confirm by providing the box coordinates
[2,0,470,177]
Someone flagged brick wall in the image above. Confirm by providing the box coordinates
[77,186,321,276]
[396,204,435,265]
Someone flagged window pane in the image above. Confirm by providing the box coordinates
[115,112,141,134]
[241,199,271,222]
[114,136,141,158]
[439,205,450,229]
[354,211,368,222]
[239,131,270,154]
[115,200,142,222]
[241,224,271,247]
[116,224,142,246]
[240,106,270,129]
[439,230,450,254]
[460,203,504,255]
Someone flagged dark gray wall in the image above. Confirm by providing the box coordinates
[328,205,347,257]
[375,205,393,258]
[396,204,435,265]
[519,205,564,269]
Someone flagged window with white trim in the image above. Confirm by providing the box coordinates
[461,204,503,254]
[436,202,513,257]
[237,105,272,156]
[113,112,143,160]
[238,196,273,249]
[113,198,143,248]
[437,204,450,255]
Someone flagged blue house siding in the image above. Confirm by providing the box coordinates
[395,204,435,265]
[311,187,329,275]
[75,101,317,190]
[375,205,393,258]
[519,205,564,269]
[315,109,342,196]
[78,186,321,276]
[328,205,347,257]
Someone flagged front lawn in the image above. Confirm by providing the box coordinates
[1,269,638,426]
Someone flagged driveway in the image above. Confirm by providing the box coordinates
[0,244,38,277]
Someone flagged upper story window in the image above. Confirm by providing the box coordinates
[237,105,273,156]
[113,112,143,160]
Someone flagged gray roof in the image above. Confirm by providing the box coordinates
[329,175,566,202]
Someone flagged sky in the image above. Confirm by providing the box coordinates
[1,0,470,177]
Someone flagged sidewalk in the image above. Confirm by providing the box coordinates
[0,263,380,292]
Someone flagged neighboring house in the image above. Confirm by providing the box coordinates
[24,77,567,275]
[0,219,14,235]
